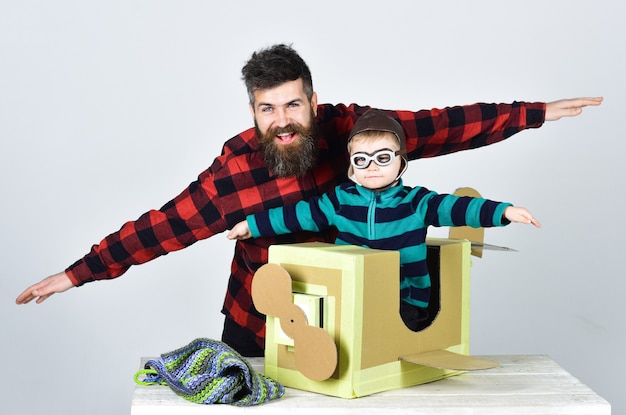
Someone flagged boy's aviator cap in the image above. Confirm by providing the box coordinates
[347,109,408,187]
[349,109,407,152]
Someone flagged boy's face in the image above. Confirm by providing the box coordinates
[349,133,403,190]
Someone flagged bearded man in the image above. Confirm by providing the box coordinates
[16,44,602,356]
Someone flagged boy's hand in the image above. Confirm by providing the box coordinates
[227,220,253,240]
[504,206,542,228]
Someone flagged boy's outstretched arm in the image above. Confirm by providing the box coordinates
[227,220,253,240]
[504,206,542,228]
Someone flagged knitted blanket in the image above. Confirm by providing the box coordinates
[134,338,284,406]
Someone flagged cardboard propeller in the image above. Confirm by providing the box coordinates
[252,263,338,381]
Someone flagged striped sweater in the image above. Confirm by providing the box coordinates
[247,180,512,309]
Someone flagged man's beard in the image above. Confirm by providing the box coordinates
[257,114,320,178]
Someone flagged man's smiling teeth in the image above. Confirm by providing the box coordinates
[276,132,296,143]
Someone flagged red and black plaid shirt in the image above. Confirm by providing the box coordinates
[65,101,545,346]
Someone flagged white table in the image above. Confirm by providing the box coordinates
[131,355,610,414]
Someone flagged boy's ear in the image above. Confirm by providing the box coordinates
[395,158,408,182]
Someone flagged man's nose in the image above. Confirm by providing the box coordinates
[274,108,289,127]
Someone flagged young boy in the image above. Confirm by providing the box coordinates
[228,109,541,331]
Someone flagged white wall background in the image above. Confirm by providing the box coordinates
[1,1,623,414]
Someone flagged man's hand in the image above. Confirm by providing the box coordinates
[545,97,603,121]
[15,271,74,305]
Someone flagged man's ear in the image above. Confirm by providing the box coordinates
[311,92,318,117]
[248,102,255,118]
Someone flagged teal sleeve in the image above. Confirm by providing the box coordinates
[493,203,513,226]
[246,214,262,238]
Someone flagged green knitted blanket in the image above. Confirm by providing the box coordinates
[134,338,284,406]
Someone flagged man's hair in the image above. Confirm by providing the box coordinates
[242,44,314,104]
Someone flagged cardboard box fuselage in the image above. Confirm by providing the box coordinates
[261,238,472,398]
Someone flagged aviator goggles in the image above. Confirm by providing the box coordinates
[349,148,406,169]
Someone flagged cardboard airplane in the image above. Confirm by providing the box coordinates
[251,187,510,398]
